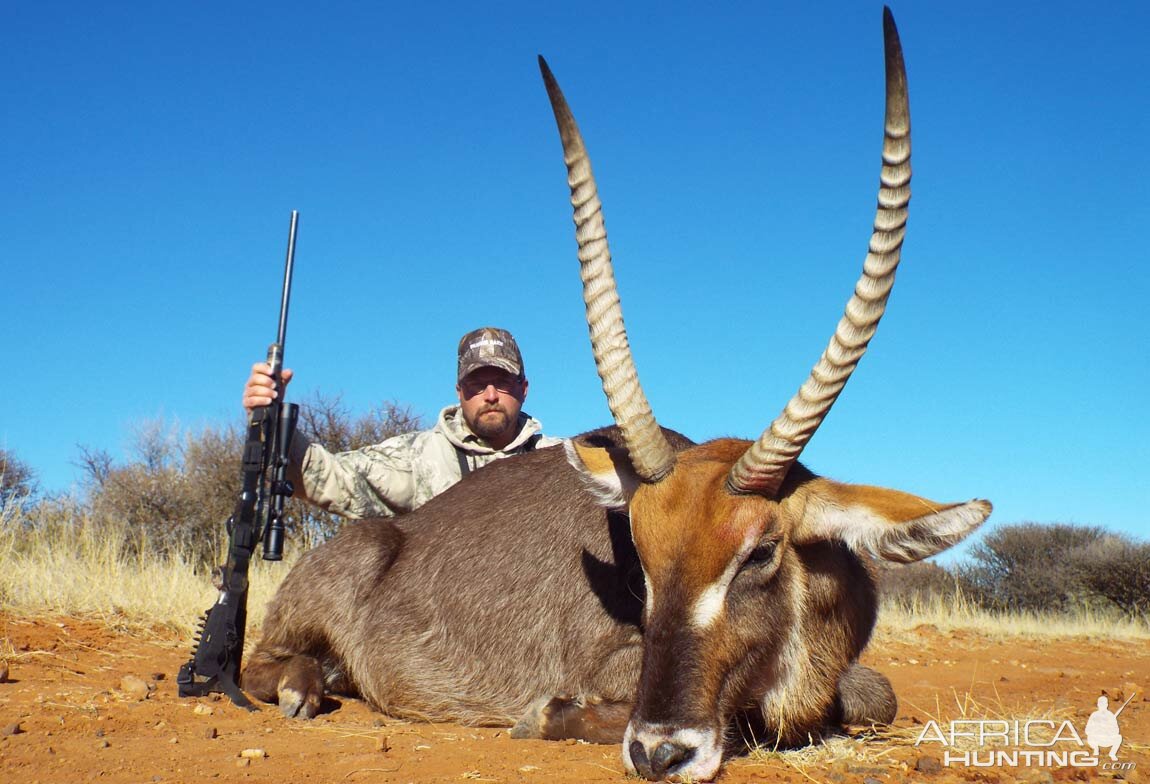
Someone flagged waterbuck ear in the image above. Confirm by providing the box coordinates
[565,441,642,511]
[790,480,992,563]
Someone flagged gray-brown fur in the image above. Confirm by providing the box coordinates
[244,426,895,740]
[248,428,668,723]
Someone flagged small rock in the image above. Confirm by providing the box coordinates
[2,723,23,736]
[0,660,9,682]
[120,675,151,701]
[94,728,105,738]
[169,736,179,744]
[151,673,166,682]
[98,739,110,749]
[372,718,386,728]
[863,777,884,784]
[915,755,943,774]
[193,704,213,716]
[203,727,217,740]
[239,748,267,759]
[376,735,390,753]
[236,759,250,768]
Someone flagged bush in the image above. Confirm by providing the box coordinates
[69,397,422,571]
[77,421,236,569]
[877,560,966,608]
[957,522,1148,616]
[0,448,39,511]
[1066,535,1150,616]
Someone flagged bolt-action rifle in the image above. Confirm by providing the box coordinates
[176,211,301,708]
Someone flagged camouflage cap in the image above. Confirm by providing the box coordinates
[457,327,524,382]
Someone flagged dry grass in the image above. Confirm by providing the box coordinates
[735,727,906,780]
[875,589,1150,642]
[0,495,295,640]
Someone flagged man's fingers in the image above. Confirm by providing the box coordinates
[248,366,293,387]
[242,364,294,413]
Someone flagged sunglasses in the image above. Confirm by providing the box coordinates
[459,376,523,398]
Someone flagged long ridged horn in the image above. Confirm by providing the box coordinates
[539,56,677,483]
[727,7,912,496]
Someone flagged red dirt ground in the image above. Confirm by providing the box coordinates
[1,614,1145,783]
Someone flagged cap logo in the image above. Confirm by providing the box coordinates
[470,339,504,350]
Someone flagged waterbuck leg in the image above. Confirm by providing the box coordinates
[510,696,632,744]
[242,650,326,719]
[833,663,897,725]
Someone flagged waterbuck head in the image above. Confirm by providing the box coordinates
[541,9,991,782]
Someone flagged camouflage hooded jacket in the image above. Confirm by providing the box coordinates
[287,405,561,519]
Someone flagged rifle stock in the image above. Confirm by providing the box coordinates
[177,211,300,706]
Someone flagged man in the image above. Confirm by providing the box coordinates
[242,326,561,519]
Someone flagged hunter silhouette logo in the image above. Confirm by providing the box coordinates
[914,691,1138,770]
[1086,694,1130,761]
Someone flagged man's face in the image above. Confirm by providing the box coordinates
[457,367,528,446]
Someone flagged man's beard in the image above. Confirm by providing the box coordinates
[470,406,511,440]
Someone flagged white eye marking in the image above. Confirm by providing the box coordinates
[689,529,760,629]
[690,576,732,629]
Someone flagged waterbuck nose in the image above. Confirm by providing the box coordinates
[629,739,695,780]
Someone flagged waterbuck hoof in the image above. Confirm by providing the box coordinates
[511,694,630,744]
[510,696,561,739]
[276,656,324,719]
[278,687,313,719]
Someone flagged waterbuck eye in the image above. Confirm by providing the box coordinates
[744,540,778,567]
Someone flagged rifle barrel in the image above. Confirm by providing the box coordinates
[276,210,299,348]
[267,211,299,382]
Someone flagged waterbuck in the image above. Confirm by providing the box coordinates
[242,9,991,781]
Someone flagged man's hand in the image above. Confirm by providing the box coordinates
[243,362,294,414]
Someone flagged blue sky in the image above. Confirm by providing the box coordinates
[3,1,1147,554]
